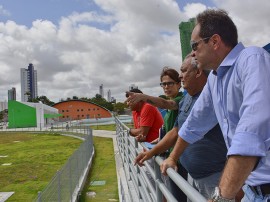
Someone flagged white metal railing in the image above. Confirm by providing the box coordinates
[115,116,207,202]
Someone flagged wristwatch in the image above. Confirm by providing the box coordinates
[212,187,235,202]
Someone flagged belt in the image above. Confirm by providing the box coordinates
[249,184,270,196]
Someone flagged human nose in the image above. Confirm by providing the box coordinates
[179,73,183,80]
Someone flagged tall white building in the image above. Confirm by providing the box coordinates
[107,89,111,102]
[21,63,38,102]
[99,84,104,98]
[8,87,16,101]
[0,101,8,111]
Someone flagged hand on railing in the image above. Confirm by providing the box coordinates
[134,150,153,167]
[160,156,178,176]
[135,134,146,142]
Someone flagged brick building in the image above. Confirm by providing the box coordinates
[53,100,112,121]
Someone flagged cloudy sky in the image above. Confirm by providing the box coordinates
[0,0,269,103]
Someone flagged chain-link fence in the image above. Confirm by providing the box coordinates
[33,128,94,202]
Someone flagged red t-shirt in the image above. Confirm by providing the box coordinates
[132,103,163,142]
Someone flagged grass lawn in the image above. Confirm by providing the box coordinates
[90,123,133,131]
[79,136,118,201]
[0,132,82,201]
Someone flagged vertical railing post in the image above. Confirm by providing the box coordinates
[126,132,131,181]
[57,171,61,202]
[154,157,163,202]
[134,138,143,200]
[37,191,42,202]
[69,158,73,200]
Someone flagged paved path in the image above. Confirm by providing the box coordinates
[92,130,116,138]
[0,192,14,202]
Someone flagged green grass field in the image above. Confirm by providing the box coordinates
[0,132,82,201]
[0,124,127,201]
[90,123,133,131]
[79,136,118,201]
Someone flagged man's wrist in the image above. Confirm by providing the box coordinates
[212,187,235,202]
[167,155,177,163]
[148,149,156,158]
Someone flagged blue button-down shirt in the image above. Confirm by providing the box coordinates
[179,43,270,186]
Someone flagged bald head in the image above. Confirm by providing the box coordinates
[179,54,208,95]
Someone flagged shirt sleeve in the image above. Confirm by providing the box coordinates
[179,79,219,144]
[228,49,270,157]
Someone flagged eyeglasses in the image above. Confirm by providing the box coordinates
[190,36,211,51]
[160,82,177,87]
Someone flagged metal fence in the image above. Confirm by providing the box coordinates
[115,117,207,202]
[33,128,94,202]
[0,120,90,133]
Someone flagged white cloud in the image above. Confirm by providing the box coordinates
[183,3,208,18]
[213,0,270,46]
[0,0,269,103]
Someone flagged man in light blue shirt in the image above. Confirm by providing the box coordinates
[161,9,270,202]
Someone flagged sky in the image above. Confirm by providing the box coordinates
[0,0,269,103]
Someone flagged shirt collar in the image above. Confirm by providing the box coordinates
[214,42,245,77]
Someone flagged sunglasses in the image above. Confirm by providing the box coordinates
[160,82,178,87]
[190,36,211,51]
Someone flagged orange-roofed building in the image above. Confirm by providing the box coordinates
[53,100,112,121]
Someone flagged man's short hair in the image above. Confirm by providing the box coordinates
[129,88,143,94]
[196,9,238,48]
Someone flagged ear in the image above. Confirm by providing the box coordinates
[211,34,221,50]
[195,68,203,78]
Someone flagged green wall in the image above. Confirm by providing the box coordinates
[179,18,195,61]
[8,101,37,128]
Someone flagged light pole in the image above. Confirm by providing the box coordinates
[12,109,15,129]
[39,103,43,131]
[40,107,42,131]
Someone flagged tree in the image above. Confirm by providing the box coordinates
[80,97,90,102]
[38,96,55,106]
[27,95,55,106]
[0,110,4,121]
[90,94,113,111]
[113,102,127,115]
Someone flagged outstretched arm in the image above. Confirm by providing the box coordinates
[126,92,178,110]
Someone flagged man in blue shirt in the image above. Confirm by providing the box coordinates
[132,54,227,201]
[161,9,270,202]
